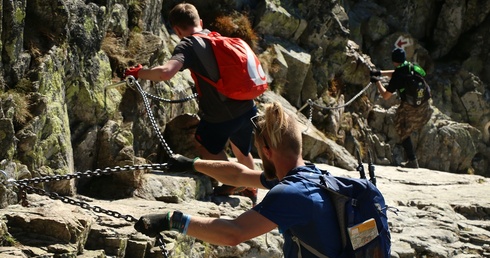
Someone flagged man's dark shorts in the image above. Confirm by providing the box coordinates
[195,106,257,155]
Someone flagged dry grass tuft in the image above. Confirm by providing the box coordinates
[210,12,258,50]
[0,91,32,125]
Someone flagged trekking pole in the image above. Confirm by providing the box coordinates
[368,150,376,186]
[355,148,366,179]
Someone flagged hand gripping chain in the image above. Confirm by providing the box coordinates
[126,76,174,156]
[1,165,171,257]
[0,78,199,257]
[116,77,199,256]
[105,76,198,157]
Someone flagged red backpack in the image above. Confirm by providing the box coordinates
[191,31,268,100]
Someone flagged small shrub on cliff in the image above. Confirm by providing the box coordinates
[209,12,258,50]
[0,91,32,126]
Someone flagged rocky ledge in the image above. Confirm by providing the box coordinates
[0,161,489,258]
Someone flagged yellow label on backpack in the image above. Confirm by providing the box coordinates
[348,218,379,250]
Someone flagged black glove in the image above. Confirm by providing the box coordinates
[370,76,379,83]
[168,154,196,172]
[370,70,381,77]
[134,213,171,237]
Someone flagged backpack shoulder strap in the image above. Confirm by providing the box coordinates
[189,34,220,82]
[292,235,330,258]
[296,172,351,251]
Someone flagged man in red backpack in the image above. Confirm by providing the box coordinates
[124,3,261,204]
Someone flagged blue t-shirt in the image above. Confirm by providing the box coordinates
[252,165,342,257]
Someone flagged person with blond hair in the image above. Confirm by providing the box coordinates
[134,102,342,257]
[124,3,258,201]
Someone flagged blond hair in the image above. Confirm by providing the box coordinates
[256,102,302,155]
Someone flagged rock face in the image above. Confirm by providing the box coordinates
[0,0,489,257]
[0,162,489,257]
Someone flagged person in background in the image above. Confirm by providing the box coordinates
[124,3,257,202]
[370,48,433,168]
[134,102,342,257]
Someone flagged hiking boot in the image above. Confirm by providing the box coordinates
[213,185,258,206]
[209,177,220,187]
[238,188,258,207]
[403,159,419,169]
[213,184,238,196]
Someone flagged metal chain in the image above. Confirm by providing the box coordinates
[156,234,170,258]
[16,183,170,258]
[105,77,197,157]
[3,163,171,258]
[127,76,174,157]
[1,77,198,258]
[15,163,167,185]
[303,104,314,133]
[308,82,373,112]
[298,82,373,132]
[16,182,139,222]
[145,91,197,104]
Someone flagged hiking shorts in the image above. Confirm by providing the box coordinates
[395,100,433,140]
[195,106,257,155]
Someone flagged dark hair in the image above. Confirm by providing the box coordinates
[392,48,406,63]
[168,3,200,30]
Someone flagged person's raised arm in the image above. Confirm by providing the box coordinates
[138,60,183,81]
[380,69,394,77]
[370,76,393,100]
[124,60,183,82]
[370,69,394,78]
[134,209,277,246]
[167,154,265,189]
[186,209,277,245]
[193,158,265,189]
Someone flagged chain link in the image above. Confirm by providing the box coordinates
[12,164,168,218]
[17,183,139,222]
[156,234,170,258]
[6,78,198,258]
[15,164,167,185]
[307,82,373,112]
[299,83,373,133]
[127,76,174,157]
[145,91,197,104]
[7,163,171,257]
